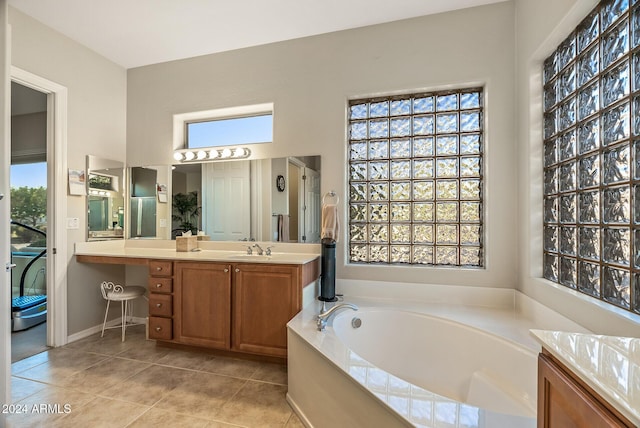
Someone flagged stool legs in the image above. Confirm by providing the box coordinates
[101,299,111,338]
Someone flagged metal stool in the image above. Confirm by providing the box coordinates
[100,281,147,341]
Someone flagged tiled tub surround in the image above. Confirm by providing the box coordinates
[287,280,590,428]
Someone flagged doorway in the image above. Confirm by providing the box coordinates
[10,82,49,362]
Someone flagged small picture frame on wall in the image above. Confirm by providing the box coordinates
[276,175,286,192]
[68,169,86,195]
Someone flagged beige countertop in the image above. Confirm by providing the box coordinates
[75,239,320,265]
[530,329,640,426]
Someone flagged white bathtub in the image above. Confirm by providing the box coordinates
[333,309,536,417]
[287,281,589,428]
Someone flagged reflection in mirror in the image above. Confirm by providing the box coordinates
[86,155,125,241]
[171,155,321,242]
[129,167,158,238]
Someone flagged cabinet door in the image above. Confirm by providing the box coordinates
[174,262,231,349]
[233,264,301,357]
[538,353,631,428]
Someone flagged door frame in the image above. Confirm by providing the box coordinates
[11,67,68,348]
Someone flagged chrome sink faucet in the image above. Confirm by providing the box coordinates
[317,303,358,331]
[246,246,253,255]
[253,243,264,255]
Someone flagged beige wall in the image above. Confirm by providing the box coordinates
[515,0,640,335]
[10,7,128,335]
[128,2,518,289]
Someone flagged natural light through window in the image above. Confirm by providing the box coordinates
[187,114,272,148]
[542,0,640,314]
[348,89,484,266]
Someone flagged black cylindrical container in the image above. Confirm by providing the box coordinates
[319,238,337,302]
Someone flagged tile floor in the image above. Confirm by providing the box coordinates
[9,325,304,427]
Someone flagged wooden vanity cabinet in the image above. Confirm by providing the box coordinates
[173,261,232,349]
[538,350,633,428]
[232,263,301,357]
[148,260,173,341]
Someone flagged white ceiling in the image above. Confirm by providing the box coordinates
[8,0,507,69]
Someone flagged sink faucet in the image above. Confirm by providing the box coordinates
[316,303,358,331]
[245,246,253,255]
[265,246,274,256]
[253,243,264,255]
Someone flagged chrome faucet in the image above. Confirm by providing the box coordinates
[245,246,253,255]
[253,243,264,255]
[265,246,274,256]
[316,303,358,331]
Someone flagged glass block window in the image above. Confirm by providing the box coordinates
[543,0,640,314]
[348,89,484,267]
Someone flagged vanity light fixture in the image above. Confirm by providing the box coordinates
[173,147,252,163]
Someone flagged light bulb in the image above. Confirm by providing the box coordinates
[173,152,184,161]
[233,148,247,158]
[184,151,195,161]
[221,148,232,158]
[209,150,220,159]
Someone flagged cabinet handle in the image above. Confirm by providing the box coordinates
[156,303,162,308]
[224,268,229,273]
[156,283,162,288]
[235,268,240,273]
[156,266,162,271]
[155,326,162,332]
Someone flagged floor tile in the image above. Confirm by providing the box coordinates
[7,384,95,427]
[199,356,261,379]
[154,348,212,371]
[51,396,149,427]
[11,376,46,402]
[127,408,211,428]
[285,412,306,428]
[11,348,54,375]
[59,356,150,394]
[100,364,192,406]
[214,380,291,428]
[154,371,246,420]
[12,348,109,385]
[250,362,288,385]
[115,339,170,363]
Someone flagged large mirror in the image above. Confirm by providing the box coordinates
[128,155,321,243]
[86,155,125,240]
[172,155,321,243]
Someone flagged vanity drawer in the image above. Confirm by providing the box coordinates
[148,277,173,293]
[149,260,173,277]
[149,316,172,340]
[149,294,173,317]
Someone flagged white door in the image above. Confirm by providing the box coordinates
[201,161,250,240]
[303,168,321,243]
[1,0,11,410]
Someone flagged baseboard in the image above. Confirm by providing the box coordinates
[286,393,313,428]
[66,316,147,344]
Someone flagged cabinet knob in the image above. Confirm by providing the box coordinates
[224,268,229,273]
[156,283,162,288]
[156,303,162,308]
[235,268,240,273]
[155,326,162,332]
[156,266,162,271]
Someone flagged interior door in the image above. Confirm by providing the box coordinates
[201,161,250,240]
[1,0,11,410]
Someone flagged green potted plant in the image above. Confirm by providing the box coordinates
[172,191,201,236]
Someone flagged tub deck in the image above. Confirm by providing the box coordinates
[287,286,589,428]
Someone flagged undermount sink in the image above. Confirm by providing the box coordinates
[228,254,273,261]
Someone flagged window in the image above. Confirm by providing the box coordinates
[542,0,640,313]
[186,114,272,148]
[174,103,274,151]
[347,89,484,266]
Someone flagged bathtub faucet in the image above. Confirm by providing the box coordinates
[316,303,358,331]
